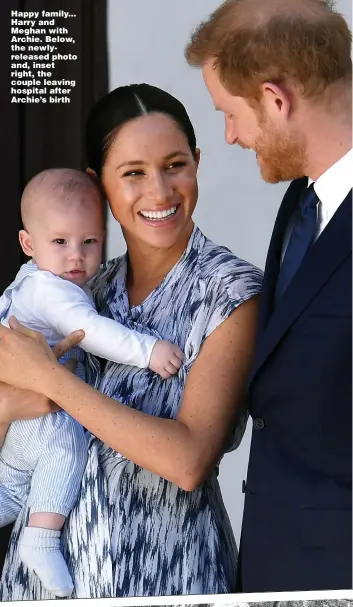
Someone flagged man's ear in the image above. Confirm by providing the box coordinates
[19,230,34,257]
[260,81,292,121]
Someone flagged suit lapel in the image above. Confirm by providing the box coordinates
[249,189,352,386]
[257,177,308,333]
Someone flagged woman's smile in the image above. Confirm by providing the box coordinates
[138,203,180,225]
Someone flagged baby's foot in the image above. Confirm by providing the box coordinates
[19,527,74,597]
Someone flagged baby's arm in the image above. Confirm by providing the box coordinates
[20,272,183,378]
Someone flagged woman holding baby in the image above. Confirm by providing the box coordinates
[0,84,262,598]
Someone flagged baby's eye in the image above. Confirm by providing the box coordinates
[84,238,97,245]
[53,239,66,245]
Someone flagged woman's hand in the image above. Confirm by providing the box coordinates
[0,317,84,421]
[0,382,59,427]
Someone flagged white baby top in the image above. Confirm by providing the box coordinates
[0,261,157,368]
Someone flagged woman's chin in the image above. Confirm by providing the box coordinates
[139,231,181,250]
[141,227,192,251]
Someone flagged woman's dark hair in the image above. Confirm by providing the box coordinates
[86,84,197,176]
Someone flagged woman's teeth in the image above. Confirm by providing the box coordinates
[140,206,177,221]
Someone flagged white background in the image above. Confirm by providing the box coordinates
[106,0,352,543]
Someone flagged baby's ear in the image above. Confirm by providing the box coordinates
[19,230,34,257]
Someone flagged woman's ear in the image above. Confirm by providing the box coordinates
[195,148,201,169]
[19,230,34,257]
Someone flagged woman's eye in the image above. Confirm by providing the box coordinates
[53,239,66,245]
[166,161,186,170]
[122,170,144,178]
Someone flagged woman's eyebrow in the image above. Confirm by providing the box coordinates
[116,160,145,170]
[116,151,189,171]
[164,151,189,160]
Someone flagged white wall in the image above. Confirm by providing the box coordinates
[106,0,352,543]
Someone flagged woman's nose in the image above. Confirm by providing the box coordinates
[146,172,172,202]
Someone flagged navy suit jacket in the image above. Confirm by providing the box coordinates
[238,178,352,592]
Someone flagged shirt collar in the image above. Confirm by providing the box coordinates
[308,148,353,219]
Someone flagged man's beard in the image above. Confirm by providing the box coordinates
[253,116,307,184]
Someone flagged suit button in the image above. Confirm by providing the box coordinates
[254,417,265,430]
[242,480,246,493]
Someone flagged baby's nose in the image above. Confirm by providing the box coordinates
[69,246,84,260]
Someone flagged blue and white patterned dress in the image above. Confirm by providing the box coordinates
[0,226,263,600]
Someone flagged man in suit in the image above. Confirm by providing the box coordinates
[185,0,352,593]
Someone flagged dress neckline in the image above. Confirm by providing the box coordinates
[106,225,204,315]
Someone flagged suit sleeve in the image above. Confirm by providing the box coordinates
[20,272,157,369]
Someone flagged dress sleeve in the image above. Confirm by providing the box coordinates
[187,259,263,452]
[19,271,157,369]
[202,261,263,343]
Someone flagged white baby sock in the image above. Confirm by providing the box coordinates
[19,527,74,597]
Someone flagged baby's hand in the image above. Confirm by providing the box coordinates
[149,340,184,379]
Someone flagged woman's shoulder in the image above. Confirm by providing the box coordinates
[88,255,126,297]
[186,230,263,347]
[198,232,264,290]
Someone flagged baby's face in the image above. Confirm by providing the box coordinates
[27,199,105,287]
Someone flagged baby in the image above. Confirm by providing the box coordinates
[0,168,183,597]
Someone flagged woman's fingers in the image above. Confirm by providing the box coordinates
[8,316,38,336]
[0,381,60,422]
[0,321,58,391]
[52,330,85,360]
[7,316,85,362]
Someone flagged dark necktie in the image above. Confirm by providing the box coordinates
[275,183,319,302]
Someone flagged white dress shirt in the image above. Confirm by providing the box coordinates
[281,148,353,261]
[0,262,157,369]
